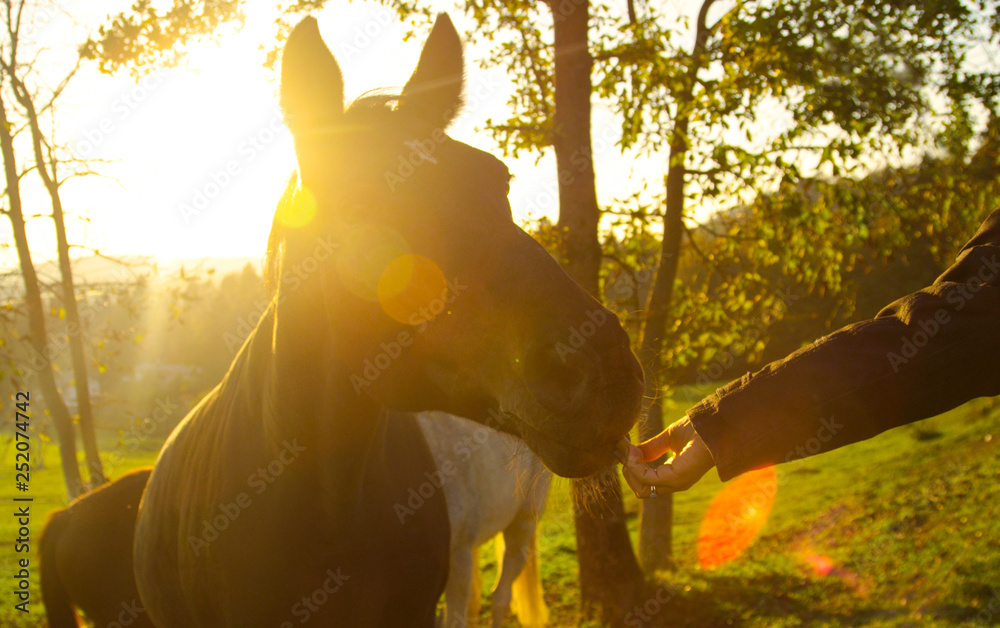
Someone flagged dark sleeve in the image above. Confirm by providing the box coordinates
[688,207,1000,482]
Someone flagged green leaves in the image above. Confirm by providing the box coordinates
[81,0,244,75]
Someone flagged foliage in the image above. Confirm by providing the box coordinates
[595,0,1000,184]
[604,127,1000,387]
[452,0,1000,384]
[80,0,244,75]
[1,262,265,438]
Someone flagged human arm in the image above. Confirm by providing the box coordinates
[623,207,1000,493]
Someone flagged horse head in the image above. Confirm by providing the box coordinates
[272,14,644,477]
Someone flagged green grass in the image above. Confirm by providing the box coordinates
[2,393,999,627]
[477,392,1000,627]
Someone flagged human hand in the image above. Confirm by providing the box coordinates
[620,416,715,498]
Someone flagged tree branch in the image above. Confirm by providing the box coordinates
[37,59,81,118]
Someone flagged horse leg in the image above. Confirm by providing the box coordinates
[468,545,482,626]
[508,466,551,627]
[493,510,549,628]
[444,544,476,628]
[491,522,525,627]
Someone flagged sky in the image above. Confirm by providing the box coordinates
[1,0,675,271]
[6,1,995,274]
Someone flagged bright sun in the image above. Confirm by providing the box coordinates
[60,3,435,263]
[12,1,581,271]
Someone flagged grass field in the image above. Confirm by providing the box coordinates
[1,391,998,627]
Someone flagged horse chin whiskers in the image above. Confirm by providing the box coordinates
[570,467,625,515]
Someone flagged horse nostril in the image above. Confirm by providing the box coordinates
[522,341,595,415]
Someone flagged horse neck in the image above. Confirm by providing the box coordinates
[259,294,390,520]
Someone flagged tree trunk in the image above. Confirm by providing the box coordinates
[0,91,85,498]
[549,0,645,621]
[9,72,106,486]
[552,2,601,288]
[635,160,685,571]
[635,0,717,573]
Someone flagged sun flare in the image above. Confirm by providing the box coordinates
[697,465,778,569]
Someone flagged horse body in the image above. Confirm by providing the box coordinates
[39,467,154,628]
[136,307,449,626]
[134,12,644,627]
[417,411,551,628]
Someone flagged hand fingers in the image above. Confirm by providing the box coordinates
[621,456,656,498]
[620,443,653,497]
[621,430,714,498]
[657,440,712,490]
[636,429,673,462]
[622,457,690,497]
[637,417,695,462]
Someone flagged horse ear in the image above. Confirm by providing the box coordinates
[280,16,344,136]
[398,13,464,129]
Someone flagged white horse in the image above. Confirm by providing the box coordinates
[417,411,552,628]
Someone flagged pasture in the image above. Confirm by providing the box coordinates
[1,390,997,627]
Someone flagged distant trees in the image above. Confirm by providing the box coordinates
[0,0,248,497]
[2,257,267,455]
[1,0,100,496]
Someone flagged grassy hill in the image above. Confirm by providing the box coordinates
[1,392,997,627]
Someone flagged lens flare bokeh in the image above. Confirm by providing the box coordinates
[377,254,447,324]
[697,465,778,569]
[336,224,411,302]
[276,185,317,228]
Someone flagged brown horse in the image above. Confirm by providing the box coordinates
[133,13,644,627]
[39,467,154,628]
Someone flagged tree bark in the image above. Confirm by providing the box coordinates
[635,161,684,571]
[552,1,602,289]
[0,90,85,498]
[549,0,645,621]
[8,69,105,486]
[636,0,717,572]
